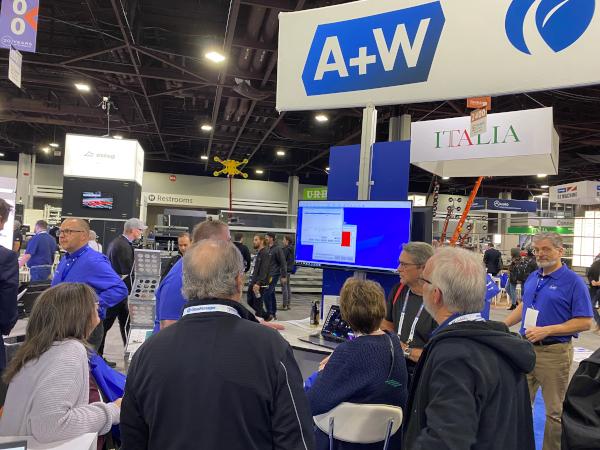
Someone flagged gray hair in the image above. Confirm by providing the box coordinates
[532,232,563,249]
[182,239,244,300]
[402,242,434,266]
[89,230,97,240]
[429,247,486,314]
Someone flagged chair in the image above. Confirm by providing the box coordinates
[313,403,403,450]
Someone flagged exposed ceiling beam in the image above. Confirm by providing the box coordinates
[61,44,128,65]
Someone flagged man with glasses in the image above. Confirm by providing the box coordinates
[404,247,536,450]
[504,232,592,450]
[381,242,437,378]
[51,218,127,350]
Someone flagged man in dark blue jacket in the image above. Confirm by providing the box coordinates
[51,218,127,350]
[0,199,18,372]
[19,220,57,282]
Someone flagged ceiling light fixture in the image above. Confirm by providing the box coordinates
[542,192,549,196]
[255,169,264,174]
[276,150,285,156]
[442,176,450,180]
[113,135,123,140]
[200,155,209,160]
[315,114,329,123]
[49,142,59,148]
[541,184,549,189]
[41,146,50,153]
[0,152,4,157]
[74,83,90,92]
[201,124,213,132]
[537,174,547,178]
[205,51,226,63]
[325,167,330,171]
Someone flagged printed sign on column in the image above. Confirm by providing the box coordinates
[8,46,21,88]
[467,97,491,110]
[470,108,487,136]
[0,0,39,53]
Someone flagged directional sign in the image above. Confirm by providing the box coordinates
[8,46,21,88]
[278,0,600,111]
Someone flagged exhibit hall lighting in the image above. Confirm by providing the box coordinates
[442,176,450,180]
[315,114,328,123]
[201,124,213,132]
[276,150,285,156]
[0,152,4,157]
[41,146,50,153]
[255,169,264,174]
[49,143,59,148]
[325,167,330,172]
[74,83,91,92]
[113,135,123,140]
[200,155,209,160]
[537,174,547,178]
[205,51,225,63]
[541,185,549,189]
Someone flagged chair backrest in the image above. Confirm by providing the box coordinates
[313,403,403,444]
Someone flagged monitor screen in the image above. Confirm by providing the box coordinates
[82,191,114,210]
[295,200,412,272]
[321,305,355,341]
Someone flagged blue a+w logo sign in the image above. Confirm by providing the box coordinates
[301,2,445,96]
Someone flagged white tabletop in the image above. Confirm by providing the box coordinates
[0,433,97,450]
[278,319,333,355]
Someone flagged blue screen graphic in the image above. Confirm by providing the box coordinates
[295,200,411,273]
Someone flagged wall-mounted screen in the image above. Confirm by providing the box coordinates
[82,191,114,210]
[295,200,412,273]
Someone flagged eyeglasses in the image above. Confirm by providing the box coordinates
[57,229,86,237]
[398,261,421,268]
[418,276,432,285]
[532,247,560,255]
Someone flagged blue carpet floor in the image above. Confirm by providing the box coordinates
[533,389,546,450]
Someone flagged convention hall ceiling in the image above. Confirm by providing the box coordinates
[1,0,600,198]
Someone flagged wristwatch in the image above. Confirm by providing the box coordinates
[403,347,412,358]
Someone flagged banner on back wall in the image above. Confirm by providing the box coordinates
[278,0,600,111]
[410,107,559,177]
[0,0,39,53]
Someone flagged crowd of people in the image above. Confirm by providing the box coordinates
[0,198,599,450]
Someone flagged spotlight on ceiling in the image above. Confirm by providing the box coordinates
[49,142,59,148]
[315,114,329,123]
[540,185,549,189]
[200,155,209,160]
[113,135,123,140]
[325,167,330,171]
[201,124,213,132]
[41,146,50,153]
[255,169,264,175]
[276,150,285,156]
[205,51,226,63]
[442,176,450,180]
[74,83,91,92]
[537,174,547,178]
[0,152,5,157]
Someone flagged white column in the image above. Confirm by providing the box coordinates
[16,153,34,208]
[287,175,299,229]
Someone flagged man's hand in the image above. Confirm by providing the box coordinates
[592,280,600,287]
[525,326,552,343]
[257,318,285,331]
[400,341,409,352]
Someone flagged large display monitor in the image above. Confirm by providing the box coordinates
[295,200,412,273]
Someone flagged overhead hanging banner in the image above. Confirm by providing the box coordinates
[549,180,600,205]
[478,198,537,214]
[410,107,559,177]
[278,0,600,111]
[0,0,39,53]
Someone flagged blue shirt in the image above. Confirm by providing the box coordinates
[520,264,593,342]
[153,258,186,333]
[25,232,57,267]
[481,274,500,320]
[51,245,128,319]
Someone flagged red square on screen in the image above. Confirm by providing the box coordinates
[341,231,351,247]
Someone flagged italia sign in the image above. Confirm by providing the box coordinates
[434,125,520,149]
[278,0,600,111]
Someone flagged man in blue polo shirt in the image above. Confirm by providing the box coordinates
[52,218,128,350]
[505,232,592,450]
[153,220,230,333]
[19,220,57,282]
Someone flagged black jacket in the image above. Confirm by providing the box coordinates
[267,243,287,278]
[404,320,536,450]
[0,247,18,370]
[161,253,181,279]
[121,297,315,450]
[283,245,295,274]
[562,348,600,450]
[234,241,252,273]
[106,235,134,293]
[251,247,271,286]
[483,247,503,274]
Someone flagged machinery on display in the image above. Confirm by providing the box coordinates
[152,225,189,252]
[125,249,161,364]
[450,176,484,246]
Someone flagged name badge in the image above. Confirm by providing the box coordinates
[524,308,539,329]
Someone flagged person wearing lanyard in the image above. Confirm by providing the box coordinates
[381,242,437,376]
[504,232,592,450]
[121,239,314,450]
[404,247,536,450]
[51,218,128,350]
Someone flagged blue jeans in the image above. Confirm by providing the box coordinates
[30,266,51,282]
[264,275,280,316]
[506,282,518,306]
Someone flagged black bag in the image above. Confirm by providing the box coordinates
[562,348,600,450]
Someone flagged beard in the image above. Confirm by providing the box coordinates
[537,258,559,269]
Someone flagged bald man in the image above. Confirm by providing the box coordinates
[52,218,127,350]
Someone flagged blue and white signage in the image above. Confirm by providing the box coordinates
[278,0,600,111]
[483,198,537,213]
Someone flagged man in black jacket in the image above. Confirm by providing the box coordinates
[264,232,287,320]
[101,218,146,355]
[247,234,270,319]
[160,232,190,278]
[233,232,251,272]
[483,242,503,276]
[281,235,295,311]
[0,199,18,373]
[121,239,314,450]
[404,247,536,450]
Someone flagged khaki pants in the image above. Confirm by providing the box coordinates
[527,341,573,450]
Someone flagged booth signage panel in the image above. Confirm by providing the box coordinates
[549,180,600,205]
[0,0,39,53]
[508,225,573,235]
[482,198,537,213]
[278,0,600,111]
[64,134,144,185]
[303,187,328,200]
[144,192,227,209]
[410,107,558,177]
[8,46,21,88]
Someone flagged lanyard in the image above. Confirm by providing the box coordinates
[531,274,551,309]
[397,289,425,345]
[182,304,241,318]
[59,247,88,282]
[448,313,485,325]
